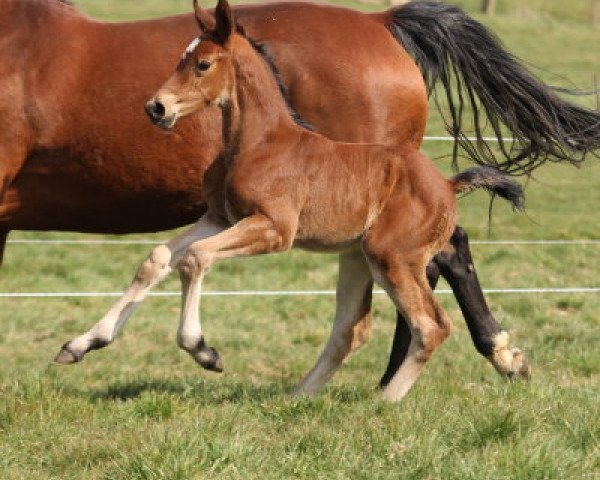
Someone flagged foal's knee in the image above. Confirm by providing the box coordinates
[135,244,172,285]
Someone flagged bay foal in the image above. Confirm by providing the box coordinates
[136,0,521,400]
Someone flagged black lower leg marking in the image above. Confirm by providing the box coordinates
[434,226,503,358]
[379,313,411,388]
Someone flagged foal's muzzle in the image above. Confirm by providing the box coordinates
[144,100,176,130]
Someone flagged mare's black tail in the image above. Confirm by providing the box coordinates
[387,1,600,175]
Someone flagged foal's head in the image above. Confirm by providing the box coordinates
[145,0,238,130]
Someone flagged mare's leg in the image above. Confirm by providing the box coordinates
[0,230,8,266]
[175,213,294,367]
[0,140,29,265]
[54,214,225,364]
[368,250,452,402]
[434,226,529,379]
[293,249,373,396]
[378,225,529,386]
[379,261,440,388]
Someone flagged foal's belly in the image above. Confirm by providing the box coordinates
[292,208,370,253]
[293,237,362,253]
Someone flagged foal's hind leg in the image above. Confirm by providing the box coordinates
[379,226,530,386]
[293,249,373,396]
[379,261,441,388]
[366,247,452,402]
[54,214,225,364]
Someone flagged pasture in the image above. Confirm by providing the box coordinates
[1,1,599,478]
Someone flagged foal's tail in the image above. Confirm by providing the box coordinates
[450,167,525,211]
[386,1,600,176]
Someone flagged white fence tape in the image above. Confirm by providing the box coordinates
[423,136,508,142]
[6,239,600,246]
[0,288,598,299]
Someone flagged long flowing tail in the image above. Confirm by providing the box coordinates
[451,167,524,210]
[387,1,600,175]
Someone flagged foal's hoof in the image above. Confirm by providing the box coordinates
[193,341,223,373]
[54,343,83,364]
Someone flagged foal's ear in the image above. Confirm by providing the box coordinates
[214,0,234,45]
[193,0,215,31]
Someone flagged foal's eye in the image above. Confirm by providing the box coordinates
[196,60,212,73]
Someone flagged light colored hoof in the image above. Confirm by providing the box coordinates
[290,379,322,397]
[506,348,530,380]
[489,333,531,380]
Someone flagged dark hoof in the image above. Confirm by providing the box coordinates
[54,343,83,364]
[196,346,223,373]
[192,339,223,373]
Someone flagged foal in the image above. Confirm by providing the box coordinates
[58,0,523,401]
[144,0,523,401]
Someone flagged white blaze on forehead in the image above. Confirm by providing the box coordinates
[182,37,202,60]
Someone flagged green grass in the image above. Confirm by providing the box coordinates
[1,1,599,479]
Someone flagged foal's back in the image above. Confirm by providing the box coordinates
[243,129,456,254]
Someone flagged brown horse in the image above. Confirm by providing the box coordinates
[4,0,598,382]
[63,0,525,401]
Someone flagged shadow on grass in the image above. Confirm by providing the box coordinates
[65,375,373,406]
[75,376,289,405]
[89,378,186,401]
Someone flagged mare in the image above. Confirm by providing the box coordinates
[3,0,598,382]
[87,0,526,400]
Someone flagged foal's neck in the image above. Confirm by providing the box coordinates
[220,39,302,160]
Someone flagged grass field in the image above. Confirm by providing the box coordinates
[1,1,599,479]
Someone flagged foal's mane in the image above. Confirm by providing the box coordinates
[244,34,315,132]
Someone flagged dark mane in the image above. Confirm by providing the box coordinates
[245,36,315,132]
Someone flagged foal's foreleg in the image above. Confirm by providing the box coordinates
[175,213,293,368]
[54,215,225,364]
[293,249,373,396]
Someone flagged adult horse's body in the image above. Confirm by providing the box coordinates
[3,0,599,382]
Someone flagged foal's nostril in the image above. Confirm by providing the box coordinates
[153,102,166,117]
[145,101,166,121]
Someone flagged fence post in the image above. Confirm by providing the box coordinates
[482,0,497,16]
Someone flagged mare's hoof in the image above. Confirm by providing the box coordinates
[194,341,223,373]
[490,346,531,381]
[489,332,531,381]
[54,343,82,364]
[506,348,531,380]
